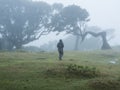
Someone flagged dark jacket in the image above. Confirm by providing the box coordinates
[57,41,64,51]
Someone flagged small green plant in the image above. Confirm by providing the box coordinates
[118,76,120,80]
[88,78,120,90]
[66,64,100,78]
[45,67,66,77]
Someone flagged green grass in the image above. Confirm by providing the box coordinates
[0,50,120,90]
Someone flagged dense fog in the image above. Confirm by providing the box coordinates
[0,0,119,51]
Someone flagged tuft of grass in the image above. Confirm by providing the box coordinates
[118,76,120,81]
[88,78,120,90]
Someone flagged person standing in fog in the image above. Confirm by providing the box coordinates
[57,39,64,60]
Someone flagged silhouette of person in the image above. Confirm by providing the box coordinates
[57,39,64,60]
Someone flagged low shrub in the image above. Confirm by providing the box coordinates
[45,67,66,77]
[118,76,120,81]
[45,64,100,78]
[66,64,100,78]
[88,78,120,90]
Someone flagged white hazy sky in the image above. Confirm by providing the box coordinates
[28,0,120,47]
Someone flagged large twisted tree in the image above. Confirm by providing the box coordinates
[82,31,111,50]
[0,0,51,50]
[50,5,111,50]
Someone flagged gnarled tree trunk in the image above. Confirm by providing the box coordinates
[82,31,111,50]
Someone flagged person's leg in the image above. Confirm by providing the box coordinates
[58,51,61,60]
[59,51,62,60]
[61,50,63,60]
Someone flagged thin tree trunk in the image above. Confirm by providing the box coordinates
[7,42,14,51]
[101,32,111,49]
[74,35,80,50]
[15,44,22,49]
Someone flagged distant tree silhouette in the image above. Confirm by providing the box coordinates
[82,31,111,50]
[50,5,112,50]
[0,1,113,50]
[0,0,51,50]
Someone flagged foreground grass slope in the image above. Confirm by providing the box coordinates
[0,50,120,90]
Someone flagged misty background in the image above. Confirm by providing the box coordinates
[0,0,120,51]
[30,0,120,48]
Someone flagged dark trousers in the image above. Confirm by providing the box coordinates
[58,50,63,60]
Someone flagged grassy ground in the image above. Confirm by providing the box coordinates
[0,50,120,90]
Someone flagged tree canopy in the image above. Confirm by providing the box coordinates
[50,5,89,34]
[0,0,51,50]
